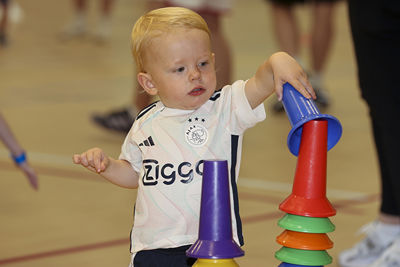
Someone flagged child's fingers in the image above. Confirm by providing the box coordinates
[300,77,316,99]
[79,152,89,167]
[80,153,99,173]
[93,153,102,173]
[85,165,98,173]
[72,154,81,164]
[87,149,105,173]
[100,161,107,172]
[73,148,107,173]
[86,150,96,168]
[274,81,284,101]
[290,80,313,99]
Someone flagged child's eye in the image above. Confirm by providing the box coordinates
[199,61,208,67]
[175,67,185,73]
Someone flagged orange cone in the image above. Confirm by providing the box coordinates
[276,230,333,250]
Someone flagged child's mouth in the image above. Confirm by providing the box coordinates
[188,87,205,96]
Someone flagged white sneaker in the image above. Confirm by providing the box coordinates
[339,221,399,267]
[370,238,400,267]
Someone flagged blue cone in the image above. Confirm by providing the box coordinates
[282,82,342,156]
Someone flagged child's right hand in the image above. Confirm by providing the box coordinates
[73,147,110,173]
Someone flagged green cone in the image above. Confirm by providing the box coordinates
[275,246,332,266]
[278,213,335,233]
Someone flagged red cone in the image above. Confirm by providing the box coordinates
[279,119,336,217]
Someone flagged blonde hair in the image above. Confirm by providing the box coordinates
[131,7,211,73]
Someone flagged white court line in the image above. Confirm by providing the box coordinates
[237,178,369,201]
[0,149,73,168]
[0,149,369,200]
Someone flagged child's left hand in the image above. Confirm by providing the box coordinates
[269,52,316,101]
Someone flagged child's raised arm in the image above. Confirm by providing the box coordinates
[73,147,139,189]
[245,52,316,109]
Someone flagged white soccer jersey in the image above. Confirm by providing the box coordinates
[119,80,266,253]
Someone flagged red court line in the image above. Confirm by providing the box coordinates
[0,238,129,265]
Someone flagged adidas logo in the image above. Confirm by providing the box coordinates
[139,136,155,147]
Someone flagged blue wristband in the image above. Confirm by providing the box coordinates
[12,152,26,165]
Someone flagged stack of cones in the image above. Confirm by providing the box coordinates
[186,160,244,266]
[275,83,342,266]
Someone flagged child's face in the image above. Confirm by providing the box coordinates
[139,28,217,110]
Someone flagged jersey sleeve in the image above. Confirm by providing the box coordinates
[119,131,142,173]
[229,79,266,133]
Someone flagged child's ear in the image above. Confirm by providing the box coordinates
[137,72,158,96]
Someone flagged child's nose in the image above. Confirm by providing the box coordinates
[189,67,201,80]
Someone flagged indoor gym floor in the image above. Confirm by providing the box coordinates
[0,0,380,266]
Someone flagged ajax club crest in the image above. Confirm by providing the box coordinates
[185,117,208,147]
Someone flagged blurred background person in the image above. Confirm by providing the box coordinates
[339,1,400,266]
[0,113,38,190]
[60,0,115,41]
[266,0,338,112]
[0,0,9,46]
